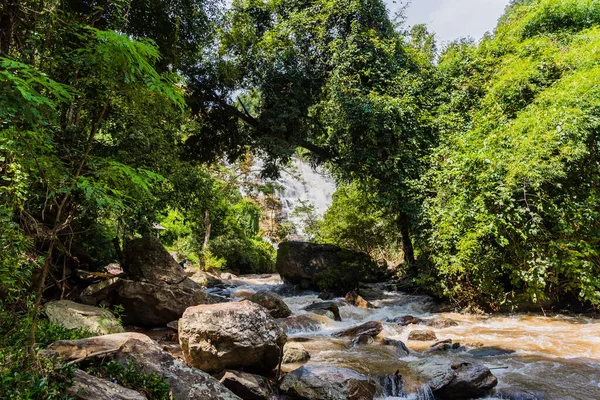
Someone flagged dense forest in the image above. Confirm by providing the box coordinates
[1,0,600,398]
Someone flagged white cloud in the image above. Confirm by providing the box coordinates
[388,0,511,44]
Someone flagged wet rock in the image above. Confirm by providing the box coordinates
[179,300,286,373]
[116,279,213,327]
[345,291,377,309]
[332,321,383,338]
[389,315,423,326]
[220,272,239,280]
[408,329,437,341]
[249,291,292,318]
[44,300,124,335]
[188,270,222,288]
[374,371,404,398]
[351,334,374,346]
[279,365,376,400]
[430,342,462,352]
[467,346,515,358]
[282,342,310,363]
[381,337,410,356]
[39,332,241,400]
[424,317,459,328]
[67,369,146,400]
[276,241,375,289]
[318,291,336,300]
[303,301,342,321]
[277,314,331,333]
[215,370,271,400]
[356,285,386,301]
[408,359,497,399]
[125,237,186,284]
[495,388,546,400]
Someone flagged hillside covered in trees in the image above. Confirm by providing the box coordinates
[1,0,600,398]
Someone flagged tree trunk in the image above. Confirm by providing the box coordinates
[399,212,415,271]
[203,210,211,250]
[0,0,18,55]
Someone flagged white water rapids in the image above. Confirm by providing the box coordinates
[213,274,600,400]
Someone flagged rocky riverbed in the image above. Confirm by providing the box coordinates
[213,273,600,400]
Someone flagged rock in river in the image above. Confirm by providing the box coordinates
[282,342,311,363]
[249,290,292,318]
[303,301,342,321]
[408,358,498,399]
[276,241,375,289]
[179,300,286,373]
[332,321,383,338]
[408,329,437,341]
[215,370,272,400]
[280,365,376,400]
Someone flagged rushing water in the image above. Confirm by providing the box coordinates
[219,274,600,400]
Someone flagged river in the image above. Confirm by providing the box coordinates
[215,274,600,400]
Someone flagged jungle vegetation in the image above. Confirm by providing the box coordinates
[1,0,600,395]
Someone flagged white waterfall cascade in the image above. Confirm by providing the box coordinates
[275,157,336,237]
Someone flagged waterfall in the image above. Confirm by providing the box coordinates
[275,157,336,237]
[375,372,405,398]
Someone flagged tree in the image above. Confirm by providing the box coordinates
[425,0,600,308]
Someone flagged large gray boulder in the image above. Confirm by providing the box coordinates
[280,365,376,400]
[44,300,124,335]
[408,359,497,399]
[276,241,374,288]
[39,332,241,400]
[116,279,213,326]
[67,370,146,400]
[248,291,292,318]
[179,300,287,373]
[80,237,215,327]
[125,236,186,284]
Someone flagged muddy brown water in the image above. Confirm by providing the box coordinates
[143,273,599,400]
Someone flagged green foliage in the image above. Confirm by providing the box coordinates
[313,183,400,260]
[0,309,93,399]
[85,360,171,400]
[425,0,600,308]
[208,235,275,273]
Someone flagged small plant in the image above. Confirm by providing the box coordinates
[85,360,171,399]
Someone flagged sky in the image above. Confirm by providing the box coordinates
[388,0,511,45]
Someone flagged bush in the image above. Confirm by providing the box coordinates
[208,234,276,273]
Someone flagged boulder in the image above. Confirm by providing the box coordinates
[381,337,410,356]
[467,346,515,358]
[39,332,241,400]
[332,321,383,338]
[282,342,311,364]
[388,315,423,326]
[408,329,437,341]
[303,301,342,321]
[424,317,459,328]
[67,370,146,400]
[179,300,286,373]
[277,314,331,333]
[351,334,374,346]
[125,237,187,284]
[318,292,336,300]
[216,370,272,400]
[249,291,292,318]
[276,241,374,288]
[44,300,124,335]
[280,365,376,400]
[345,291,377,309]
[188,270,222,288]
[80,277,121,306]
[408,359,497,399]
[116,279,213,327]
